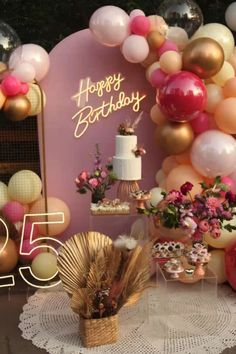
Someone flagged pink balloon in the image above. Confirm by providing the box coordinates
[130,16,150,36]
[2,201,25,223]
[122,35,149,63]
[9,44,50,81]
[191,130,236,178]
[20,82,29,94]
[12,62,36,83]
[158,71,207,121]
[157,39,179,57]
[89,6,130,47]
[1,75,21,96]
[150,68,167,88]
[190,112,211,134]
[19,239,42,263]
[220,176,235,196]
[130,9,145,18]
[225,240,236,290]
[19,221,40,240]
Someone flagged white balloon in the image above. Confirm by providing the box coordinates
[130,9,145,18]
[122,35,149,63]
[146,187,165,208]
[225,2,236,31]
[0,182,10,209]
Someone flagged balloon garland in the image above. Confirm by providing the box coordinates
[88,1,236,290]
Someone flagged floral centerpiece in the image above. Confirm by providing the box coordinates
[75,144,116,203]
[138,177,236,242]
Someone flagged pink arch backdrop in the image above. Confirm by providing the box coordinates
[40,29,164,239]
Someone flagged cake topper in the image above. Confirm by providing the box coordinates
[118,111,143,135]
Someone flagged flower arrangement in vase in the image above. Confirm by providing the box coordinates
[57,232,150,348]
[75,144,116,203]
[138,176,236,242]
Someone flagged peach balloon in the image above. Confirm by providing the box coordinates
[141,50,157,68]
[166,164,203,197]
[228,46,236,74]
[159,51,182,75]
[150,104,167,125]
[162,156,179,175]
[212,61,235,87]
[155,169,166,185]
[205,84,225,114]
[223,77,236,97]
[159,179,167,190]
[174,149,191,164]
[148,15,168,35]
[146,61,160,81]
[214,97,236,134]
[29,197,71,236]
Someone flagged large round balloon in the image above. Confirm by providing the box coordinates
[0,22,21,63]
[89,6,130,47]
[158,71,207,121]
[155,121,194,155]
[182,38,224,79]
[191,130,236,177]
[225,240,236,290]
[0,236,18,273]
[192,23,234,60]
[166,164,203,197]
[29,197,71,236]
[158,0,203,37]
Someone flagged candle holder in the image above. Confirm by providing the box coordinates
[164,258,184,279]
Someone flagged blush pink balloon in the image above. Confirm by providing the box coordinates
[19,240,42,263]
[89,6,130,47]
[191,130,236,178]
[1,75,21,96]
[220,176,235,196]
[225,240,236,290]
[158,71,207,121]
[9,44,50,81]
[12,62,36,83]
[130,9,145,18]
[190,112,211,134]
[19,221,40,240]
[122,35,149,63]
[150,68,167,88]
[157,39,179,58]
[20,82,29,94]
[130,16,150,36]
[2,201,25,223]
[228,170,236,193]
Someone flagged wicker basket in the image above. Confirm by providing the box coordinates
[79,315,118,348]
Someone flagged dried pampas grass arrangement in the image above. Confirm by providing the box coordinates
[57,231,150,347]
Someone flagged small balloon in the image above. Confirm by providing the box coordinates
[158,0,203,37]
[155,169,166,185]
[150,104,167,125]
[130,16,150,36]
[162,156,179,174]
[212,61,235,87]
[155,121,194,155]
[223,77,236,97]
[159,50,182,75]
[191,130,236,177]
[2,201,24,223]
[147,31,165,50]
[122,35,149,63]
[3,95,31,121]
[205,84,224,114]
[147,15,168,35]
[1,75,21,96]
[12,62,36,82]
[146,187,165,208]
[190,112,211,134]
[31,252,58,279]
[225,2,236,32]
[130,9,145,18]
[146,61,160,81]
[150,68,167,88]
[167,26,189,51]
[158,71,207,122]
[89,6,130,47]
[182,38,224,79]
[157,39,179,58]
[26,83,46,116]
[214,98,236,134]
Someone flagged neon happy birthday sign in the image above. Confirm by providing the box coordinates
[72,72,146,138]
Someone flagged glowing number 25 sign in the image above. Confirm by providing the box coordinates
[0,213,64,289]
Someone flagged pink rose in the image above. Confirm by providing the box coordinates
[79,171,88,182]
[89,178,99,188]
[198,220,210,233]
[210,228,221,239]
[101,171,107,178]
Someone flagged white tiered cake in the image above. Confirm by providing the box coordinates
[113,135,141,181]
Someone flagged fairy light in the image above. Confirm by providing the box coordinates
[0,218,15,288]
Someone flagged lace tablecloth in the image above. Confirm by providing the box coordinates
[19,285,236,354]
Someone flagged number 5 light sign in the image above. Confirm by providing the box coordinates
[0,212,64,289]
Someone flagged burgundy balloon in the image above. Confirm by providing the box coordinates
[158,71,207,122]
[225,240,236,290]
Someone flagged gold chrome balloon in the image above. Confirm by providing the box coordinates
[147,31,165,50]
[183,38,224,79]
[0,237,18,274]
[3,94,31,121]
[155,121,194,155]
